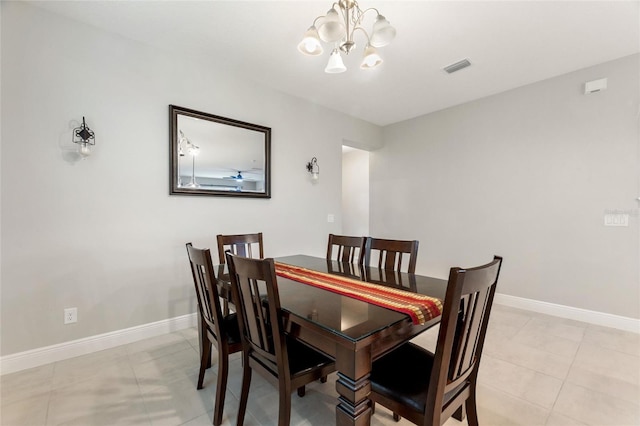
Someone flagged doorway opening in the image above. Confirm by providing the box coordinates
[342,145,370,236]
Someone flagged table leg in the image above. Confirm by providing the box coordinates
[335,345,372,426]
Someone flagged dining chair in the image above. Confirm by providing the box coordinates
[216,232,264,263]
[326,233,367,265]
[216,232,264,315]
[365,237,419,273]
[226,253,336,426]
[185,243,243,426]
[369,256,503,426]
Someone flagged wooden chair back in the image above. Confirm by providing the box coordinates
[365,237,419,273]
[429,255,503,424]
[326,234,367,265]
[226,253,286,374]
[186,243,226,343]
[217,232,264,263]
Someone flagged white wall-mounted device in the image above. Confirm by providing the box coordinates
[584,78,607,94]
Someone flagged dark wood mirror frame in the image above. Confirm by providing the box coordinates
[169,105,271,198]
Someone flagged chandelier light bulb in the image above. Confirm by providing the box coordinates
[318,8,346,42]
[369,15,396,48]
[360,44,383,69]
[297,26,324,56]
[325,48,347,73]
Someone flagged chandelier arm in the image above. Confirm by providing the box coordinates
[359,7,381,17]
[330,1,341,18]
[351,26,371,44]
[312,15,326,27]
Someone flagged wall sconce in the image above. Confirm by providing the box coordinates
[72,117,96,157]
[306,157,320,182]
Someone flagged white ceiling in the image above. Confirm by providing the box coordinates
[30,0,640,126]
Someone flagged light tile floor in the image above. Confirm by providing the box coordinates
[1,305,639,425]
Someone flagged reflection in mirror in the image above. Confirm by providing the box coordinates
[170,105,271,198]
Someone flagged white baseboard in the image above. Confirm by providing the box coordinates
[0,313,197,375]
[494,293,640,333]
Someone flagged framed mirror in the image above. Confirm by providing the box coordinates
[169,105,271,198]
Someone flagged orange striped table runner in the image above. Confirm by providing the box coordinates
[274,262,443,325]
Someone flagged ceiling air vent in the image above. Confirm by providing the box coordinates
[443,59,471,74]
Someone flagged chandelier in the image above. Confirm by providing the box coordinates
[297,0,396,74]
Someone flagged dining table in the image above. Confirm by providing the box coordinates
[207,254,448,426]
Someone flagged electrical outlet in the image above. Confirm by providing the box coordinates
[64,307,77,324]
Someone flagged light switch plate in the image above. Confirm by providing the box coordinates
[604,214,629,227]
[327,214,335,223]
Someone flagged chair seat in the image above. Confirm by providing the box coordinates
[286,337,334,377]
[372,342,470,417]
[371,343,436,414]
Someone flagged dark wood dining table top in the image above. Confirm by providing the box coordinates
[218,254,448,343]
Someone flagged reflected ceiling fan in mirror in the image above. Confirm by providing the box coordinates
[218,167,263,182]
[218,169,260,192]
[226,171,245,182]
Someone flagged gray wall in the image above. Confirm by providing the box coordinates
[0,2,381,355]
[371,54,639,319]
